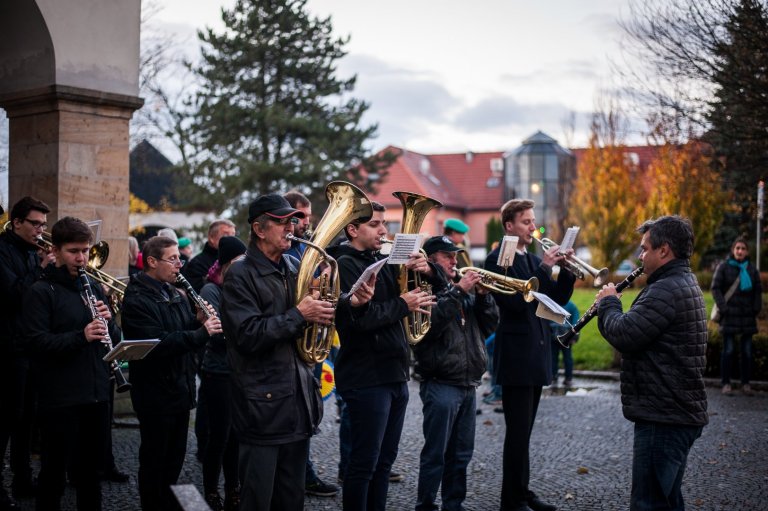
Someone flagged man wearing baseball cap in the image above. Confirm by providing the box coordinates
[220,193,373,511]
[412,236,499,511]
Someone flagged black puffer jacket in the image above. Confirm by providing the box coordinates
[0,229,43,354]
[711,258,762,336]
[597,259,708,427]
[220,243,322,446]
[121,272,210,416]
[413,267,498,386]
[332,244,411,392]
[21,265,117,411]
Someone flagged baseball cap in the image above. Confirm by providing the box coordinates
[444,218,469,234]
[423,235,464,256]
[248,193,306,224]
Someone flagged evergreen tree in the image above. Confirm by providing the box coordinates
[186,0,392,221]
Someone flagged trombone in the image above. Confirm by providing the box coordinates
[457,266,539,302]
[532,236,609,288]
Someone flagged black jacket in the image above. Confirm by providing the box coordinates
[413,268,498,386]
[181,242,217,292]
[121,272,209,416]
[485,246,575,386]
[597,259,709,427]
[711,258,762,336]
[220,243,322,446]
[0,229,44,354]
[199,281,229,375]
[21,265,117,411]
[333,244,411,392]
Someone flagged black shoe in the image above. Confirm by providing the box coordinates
[0,489,20,511]
[11,475,37,498]
[204,492,224,511]
[528,496,557,511]
[388,471,405,483]
[101,467,130,483]
[224,487,240,511]
[305,478,339,497]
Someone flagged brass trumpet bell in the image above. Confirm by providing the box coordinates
[533,236,610,287]
[458,267,538,301]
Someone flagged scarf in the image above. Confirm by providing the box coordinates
[727,258,752,291]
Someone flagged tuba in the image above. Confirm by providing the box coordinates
[293,181,373,365]
[457,266,539,301]
[533,236,609,288]
[391,191,443,344]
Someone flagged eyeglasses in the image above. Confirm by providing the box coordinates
[158,258,185,267]
[270,217,299,226]
[23,218,47,230]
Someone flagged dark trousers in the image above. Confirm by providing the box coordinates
[339,382,409,511]
[136,410,190,511]
[551,339,573,382]
[631,422,703,511]
[721,333,753,384]
[500,385,542,511]
[238,439,309,511]
[416,381,476,511]
[36,402,109,511]
[0,356,35,485]
[200,372,238,496]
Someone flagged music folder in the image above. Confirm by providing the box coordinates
[103,339,159,363]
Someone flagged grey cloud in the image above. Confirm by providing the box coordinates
[455,96,575,130]
[500,60,600,84]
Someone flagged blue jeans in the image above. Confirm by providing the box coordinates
[339,382,408,511]
[721,333,753,384]
[416,381,477,511]
[631,422,703,511]
[551,339,573,381]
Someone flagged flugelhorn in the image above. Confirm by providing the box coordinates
[293,181,373,365]
[532,236,609,287]
[457,266,539,301]
[391,191,443,344]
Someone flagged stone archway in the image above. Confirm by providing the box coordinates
[0,0,143,276]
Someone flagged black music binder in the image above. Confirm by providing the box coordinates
[103,339,159,363]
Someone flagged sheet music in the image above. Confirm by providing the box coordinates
[531,292,571,324]
[497,236,519,268]
[387,234,425,264]
[559,226,580,252]
[346,257,389,296]
[103,339,159,362]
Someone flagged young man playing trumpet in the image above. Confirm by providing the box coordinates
[413,236,499,511]
[485,199,575,511]
[21,216,119,511]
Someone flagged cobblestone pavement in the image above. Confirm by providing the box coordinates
[3,377,766,510]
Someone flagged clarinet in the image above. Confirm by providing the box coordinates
[557,266,644,348]
[175,273,215,319]
[77,268,132,393]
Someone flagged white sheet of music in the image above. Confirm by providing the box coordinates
[387,233,425,264]
[559,226,580,252]
[346,257,389,296]
[497,236,519,268]
[531,291,571,324]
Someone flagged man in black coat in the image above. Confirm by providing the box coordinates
[0,196,54,509]
[21,216,119,511]
[180,219,236,292]
[485,199,575,511]
[121,235,222,511]
[220,194,358,511]
[413,236,499,511]
[596,215,708,511]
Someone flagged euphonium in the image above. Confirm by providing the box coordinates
[457,266,539,301]
[293,181,373,365]
[533,236,609,287]
[391,191,443,344]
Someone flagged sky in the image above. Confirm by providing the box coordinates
[149,0,641,156]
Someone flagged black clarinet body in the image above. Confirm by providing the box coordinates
[175,273,215,319]
[77,268,132,393]
[557,266,644,348]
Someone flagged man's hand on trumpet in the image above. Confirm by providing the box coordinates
[541,244,574,268]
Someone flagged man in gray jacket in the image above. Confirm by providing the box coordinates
[596,215,708,511]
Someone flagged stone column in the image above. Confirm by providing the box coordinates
[0,85,143,277]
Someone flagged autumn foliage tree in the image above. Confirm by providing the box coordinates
[569,110,646,269]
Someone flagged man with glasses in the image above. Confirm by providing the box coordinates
[0,196,53,509]
[221,193,373,511]
[121,236,222,511]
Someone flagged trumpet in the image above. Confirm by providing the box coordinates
[532,236,609,288]
[457,266,539,301]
